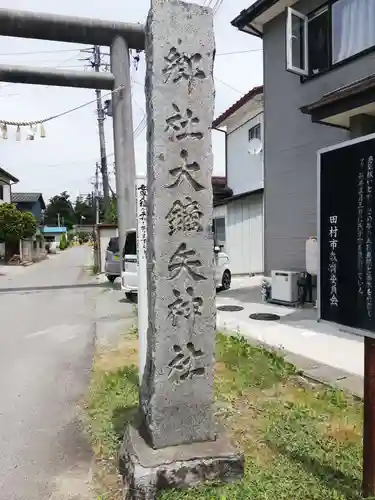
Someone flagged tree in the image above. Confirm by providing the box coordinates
[44,191,75,229]
[0,203,37,243]
[74,194,94,225]
[45,191,112,229]
[22,212,37,239]
[73,193,106,226]
[109,196,117,224]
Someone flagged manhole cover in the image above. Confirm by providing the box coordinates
[217,305,244,312]
[250,313,280,321]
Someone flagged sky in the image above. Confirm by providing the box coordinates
[0,0,262,202]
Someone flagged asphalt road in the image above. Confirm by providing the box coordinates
[0,246,135,499]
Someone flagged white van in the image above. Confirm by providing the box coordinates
[121,229,138,299]
[121,229,232,301]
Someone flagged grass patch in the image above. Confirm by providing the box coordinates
[86,331,366,500]
[85,328,139,499]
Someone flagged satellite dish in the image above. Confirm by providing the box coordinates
[248,137,262,155]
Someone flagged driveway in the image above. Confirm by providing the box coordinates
[0,246,135,499]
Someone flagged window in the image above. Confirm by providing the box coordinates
[308,6,330,75]
[248,123,261,141]
[107,236,119,253]
[332,0,375,63]
[0,184,3,200]
[123,231,137,256]
[212,217,226,247]
[286,2,375,78]
[286,8,308,76]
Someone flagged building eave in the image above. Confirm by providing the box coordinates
[214,188,264,207]
[212,85,263,129]
[300,73,375,129]
[231,0,280,36]
[231,0,298,38]
[0,166,19,184]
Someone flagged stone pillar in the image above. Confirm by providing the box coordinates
[120,1,243,499]
[141,0,216,449]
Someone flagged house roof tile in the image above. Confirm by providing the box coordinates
[12,192,46,209]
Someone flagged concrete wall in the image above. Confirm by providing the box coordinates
[263,0,375,274]
[20,239,33,262]
[44,233,63,245]
[20,238,46,262]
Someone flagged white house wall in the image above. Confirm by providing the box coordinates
[226,112,264,196]
[213,204,227,219]
[226,194,264,275]
[0,181,11,204]
[224,96,263,134]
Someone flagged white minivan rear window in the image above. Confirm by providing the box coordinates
[124,232,137,255]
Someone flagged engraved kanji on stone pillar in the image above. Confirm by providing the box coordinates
[141,0,216,449]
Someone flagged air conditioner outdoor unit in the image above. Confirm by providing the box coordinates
[271,270,300,304]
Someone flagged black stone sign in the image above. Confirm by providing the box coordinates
[319,135,375,334]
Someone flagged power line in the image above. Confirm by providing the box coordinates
[55,51,82,68]
[0,48,85,57]
[12,52,82,67]
[212,0,224,16]
[216,49,262,56]
[17,115,146,170]
[132,75,244,96]
[131,83,145,115]
[214,76,244,95]
[133,116,146,138]
[0,85,124,127]
[0,51,83,94]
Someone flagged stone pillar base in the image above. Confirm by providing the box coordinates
[119,424,244,500]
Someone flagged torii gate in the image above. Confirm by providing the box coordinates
[0,7,145,253]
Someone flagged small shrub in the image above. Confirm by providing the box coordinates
[59,233,68,250]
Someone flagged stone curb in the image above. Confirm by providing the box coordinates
[222,331,364,400]
[282,350,363,400]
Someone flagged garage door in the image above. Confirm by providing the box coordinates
[227,193,263,275]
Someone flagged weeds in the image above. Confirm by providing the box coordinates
[86,331,365,499]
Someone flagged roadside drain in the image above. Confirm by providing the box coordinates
[217,305,244,312]
[249,313,281,321]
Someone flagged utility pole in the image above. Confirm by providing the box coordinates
[80,45,111,222]
[95,162,100,225]
[94,45,111,222]
[57,213,60,227]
